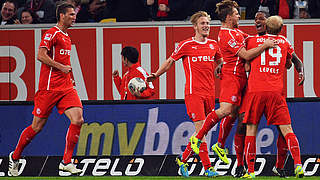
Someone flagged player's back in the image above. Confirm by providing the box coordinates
[218,28,247,77]
[246,34,294,93]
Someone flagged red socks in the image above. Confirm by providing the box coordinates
[276,135,288,169]
[182,142,211,170]
[244,136,256,173]
[13,125,37,160]
[196,111,219,140]
[285,133,301,166]
[63,124,81,164]
[181,142,194,163]
[199,142,211,170]
[234,133,245,167]
[218,116,236,148]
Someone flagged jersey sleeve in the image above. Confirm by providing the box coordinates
[170,41,186,61]
[226,31,245,56]
[39,30,55,50]
[286,39,294,59]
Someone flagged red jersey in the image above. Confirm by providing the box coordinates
[218,28,248,77]
[113,63,155,100]
[38,26,74,91]
[246,34,294,93]
[170,37,222,97]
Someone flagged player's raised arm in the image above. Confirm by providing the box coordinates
[37,47,71,74]
[291,53,305,86]
[146,57,175,82]
[238,38,277,61]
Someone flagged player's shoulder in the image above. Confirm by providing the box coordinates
[43,26,60,40]
[176,37,195,48]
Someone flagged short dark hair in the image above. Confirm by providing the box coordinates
[56,2,74,21]
[20,8,40,24]
[215,0,239,22]
[255,10,270,18]
[2,0,17,11]
[121,46,139,64]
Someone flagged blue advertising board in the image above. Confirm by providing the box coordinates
[0,101,319,156]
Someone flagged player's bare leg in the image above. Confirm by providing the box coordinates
[59,107,84,175]
[9,116,47,176]
[279,125,304,178]
[190,102,234,164]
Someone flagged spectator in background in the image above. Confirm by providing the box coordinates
[1,0,18,25]
[293,0,309,19]
[108,0,151,22]
[17,0,56,23]
[64,0,81,15]
[149,0,191,21]
[259,0,295,19]
[308,0,320,18]
[76,0,108,22]
[18,8,40,24]
[112,46,155,100]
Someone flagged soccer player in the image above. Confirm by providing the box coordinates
[241,15,304,178]
[189,0,276,164]
[245,11,305,178]
[112,46,155,100]
[8,3,83,176]
[147,11,222,177]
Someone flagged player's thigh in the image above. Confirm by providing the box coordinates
[185,94,206,121]
[32,90,61,118]
[265,92,291,125]
[57,89,83,114]
[243,93,265,125]
[219,75,246,106]
[58,89,84,124]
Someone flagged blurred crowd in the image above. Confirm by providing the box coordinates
[1,0,320,25]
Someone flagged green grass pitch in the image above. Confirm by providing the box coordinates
[0,176,318,180]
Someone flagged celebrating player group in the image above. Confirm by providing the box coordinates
[148,0,305,178]
[7,0,306,178]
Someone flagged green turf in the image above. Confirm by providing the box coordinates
[0,176,318,180]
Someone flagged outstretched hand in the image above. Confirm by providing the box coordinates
[146,73,157,82]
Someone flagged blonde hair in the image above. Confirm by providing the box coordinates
[190,11,211,25]
[266,15,283,35]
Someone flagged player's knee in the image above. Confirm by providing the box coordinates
[73,117,84,126]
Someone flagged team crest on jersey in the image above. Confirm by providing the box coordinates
[209,44,214,49]
[228,39,237,48]
[36,108,41,115]
[231,96,237,102]
[44,33,52,40]
[191,113,196,119]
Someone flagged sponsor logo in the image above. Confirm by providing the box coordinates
[44,34,52,40]
[191,46,197,49]
[59,157,144,176]
[228,39,237,48]
[191,56,214,62]
[59,49,71,55]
